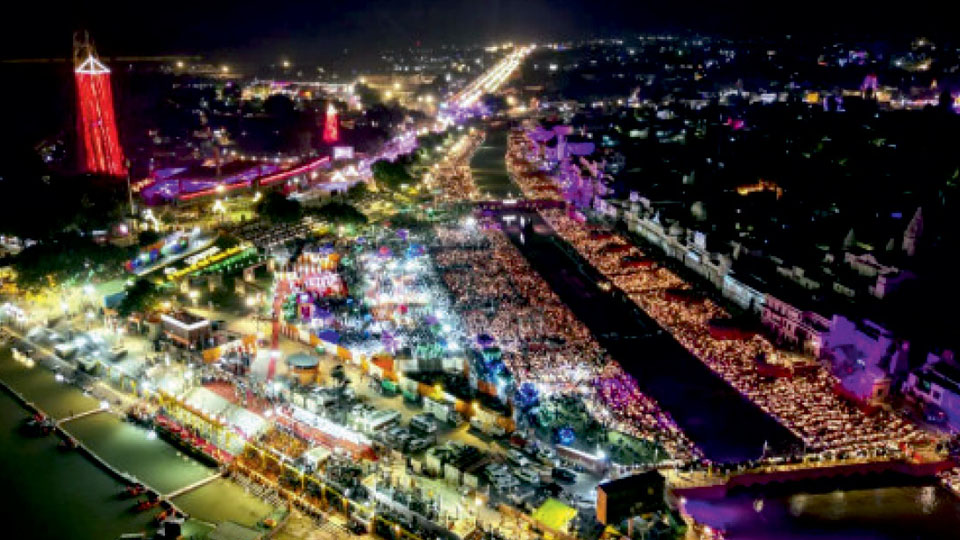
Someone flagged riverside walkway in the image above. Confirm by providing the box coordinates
[665,455,955,499]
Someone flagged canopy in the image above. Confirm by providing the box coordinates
[183,387,268,440]
[532,498,577,532]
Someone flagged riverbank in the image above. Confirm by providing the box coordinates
[472,127,798,461]
[0,345,275,538]
[0,377,188,515]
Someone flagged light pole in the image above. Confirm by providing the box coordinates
[126,159,135,217]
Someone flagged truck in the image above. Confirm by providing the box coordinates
[410,414,438,435]
[360,410,401,434]
[469,417,507,437]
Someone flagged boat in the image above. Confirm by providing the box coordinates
[122,483,146,498]
[154,423,220,467]
[20,415,54,436]
[57,436,78,451]
[125,406,154,427]
[134,498,160,512]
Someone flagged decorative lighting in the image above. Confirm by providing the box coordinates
[323,103,339,143]
[75,40,126,177]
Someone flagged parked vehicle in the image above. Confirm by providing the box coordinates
[361,410,401,434]
[534,446,556,464]
[514,467,540,484]
[507,449,530,467]
[491,473,519,491]
[469,417,507,437]
[410,414,438,435]
[551,467,577,483]
[406,438,431,453]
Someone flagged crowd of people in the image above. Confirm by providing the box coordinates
[939,467,960,495]
[428,154,701,462]
[540,207,927,457]
[426,133,484,203]
[260,426,310,460]
[509,128,930,459]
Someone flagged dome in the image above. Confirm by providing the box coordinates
[286,353,319,369]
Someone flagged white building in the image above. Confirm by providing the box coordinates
[760,294,831,356]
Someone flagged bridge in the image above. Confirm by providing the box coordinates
[57,406,107,425]
[164,471,224,500]
[0,369,198,520]
[666,456,955,499]
[474,198,565,213]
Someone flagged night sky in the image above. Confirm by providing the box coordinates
[3,1,959,63]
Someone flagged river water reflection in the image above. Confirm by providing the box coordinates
[684,484,960,539]
[0,348,274,538]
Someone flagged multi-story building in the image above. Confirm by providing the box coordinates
[759,294,832,357]
[903,352,960,430]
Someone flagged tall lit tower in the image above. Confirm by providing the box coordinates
[74,33,126,177]
[322,103,339,144]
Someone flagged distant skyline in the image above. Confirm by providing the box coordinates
[3,1,960,65]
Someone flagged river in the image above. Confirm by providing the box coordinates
[0,347,275,539]
[472,127,797,462]
[470,124,960,539]
[683,483,960,540]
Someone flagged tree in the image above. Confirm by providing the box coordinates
[0,172,127,239]
[117,279,163,316]
[480,93,508,115]
[385,212,426,231]
[306,201,368,227]
[371,159,413,191]
[416,131,448,154]
[263,94,296,119]
[138,229,161,247]
[354,83,382,107]
[256,191,302,223]
[346,182,369,202]
[12,234,131,291]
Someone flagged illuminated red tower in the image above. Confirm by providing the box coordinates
[322,103,339,144]
[74,33,126,177]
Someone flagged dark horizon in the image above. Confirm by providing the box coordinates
[4,1,960,65]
